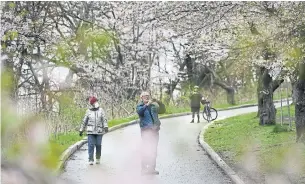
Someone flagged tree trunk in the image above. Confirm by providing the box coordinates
[165,79,179,101]
[214,80,236,105]
[226,88,236,105]
[257,67,276,125]
[289,71,298,104]
[159,79,163,100]
[185,54,194,84]
[201,66,236,105]
[295,61,305,143]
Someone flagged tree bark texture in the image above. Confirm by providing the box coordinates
[214,80,236,105]
[294,61,305,143]
[257,67,276,125]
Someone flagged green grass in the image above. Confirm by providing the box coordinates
[50,104,196,154]
[50,115,139,154]
[213,99,257,109]
[50,106,192,154]
[204,105,305,174]
[163,105,190,114]
[52,96,293,155]
[277,103,295,117]
[108,115,138,127]
[50,132,81,155]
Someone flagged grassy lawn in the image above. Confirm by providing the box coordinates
[52,97,293,155]
[213,99,257,109]
[50,102,236,154]
[204,105,305,175]
[50,115,140,154]
[50,106,193,155]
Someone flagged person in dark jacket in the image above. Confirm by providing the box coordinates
[189,86,206,123]
[79,96,108,165]
[136,91,161,175]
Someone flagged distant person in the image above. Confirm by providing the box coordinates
[79,96,108,165]
[136,91,161,175]
[189,86,206,123]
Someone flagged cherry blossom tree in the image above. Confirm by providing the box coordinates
[2,1,304,139]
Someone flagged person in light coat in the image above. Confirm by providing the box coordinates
[79,96,108,165]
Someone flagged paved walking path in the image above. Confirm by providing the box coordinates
[60,103,284,184]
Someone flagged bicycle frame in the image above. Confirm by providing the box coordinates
[202,101,218,122]
[204,102,211,114]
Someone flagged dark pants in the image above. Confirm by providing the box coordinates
[191,107,200,120]
[88,134,103,161]
[141,128,159,170]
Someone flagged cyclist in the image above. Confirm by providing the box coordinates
[189,86,206,123]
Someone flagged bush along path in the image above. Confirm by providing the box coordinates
[204,104,305,184]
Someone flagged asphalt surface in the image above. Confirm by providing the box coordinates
[59,103,285,184]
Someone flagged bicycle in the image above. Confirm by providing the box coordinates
[202,101,218,123]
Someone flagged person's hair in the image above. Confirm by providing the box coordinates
[140,91,150,97]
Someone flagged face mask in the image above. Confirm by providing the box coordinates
[93,102,99,108]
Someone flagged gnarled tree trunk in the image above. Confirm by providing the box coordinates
[200,66,236,105]
[257,67,276,125]
[185,54,195,85]
[214,80,236,105]
[294,61,305,143]
[226,87,236,105]
[257,66,284,125]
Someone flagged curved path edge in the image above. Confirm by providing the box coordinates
[198,117,245,184]
[197,98,292,184]
[55,112,189,174]
[55,98,289,176]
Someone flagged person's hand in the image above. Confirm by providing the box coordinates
[147,100,153,106]
[79,131,83,137]
[104,127,109,133]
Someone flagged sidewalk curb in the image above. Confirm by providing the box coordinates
[56,98,291,175]
[197,98,292,184]
[55,112,195,174]
[55,119,137,174]
[216,98,291,112]
[198,117,245,184]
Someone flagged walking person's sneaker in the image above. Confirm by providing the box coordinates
[190,119,194,123]
[89,160,94,165]
[141,169,159,175]
[146,165,160,175]
[197,119,200,123]
[149,170,159,175]
[96,159,100,164]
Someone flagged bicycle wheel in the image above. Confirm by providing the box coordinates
[202,107,211,122]
[202,107,218,122]
[209,108,218,121]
